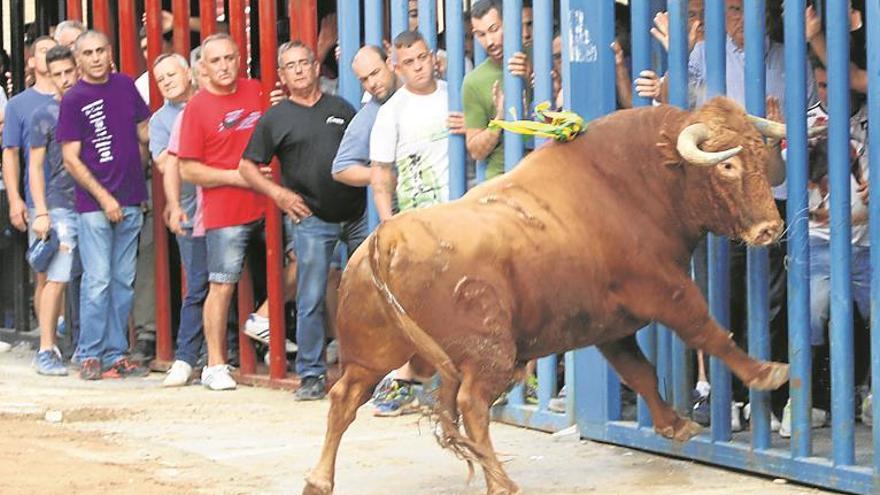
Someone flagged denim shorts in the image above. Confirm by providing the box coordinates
[205,220,264,284]
[46,208,78,283]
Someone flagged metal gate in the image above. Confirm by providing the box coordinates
[485,1,880,494]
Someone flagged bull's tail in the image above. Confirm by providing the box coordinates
[366,229,461,383]
[367,228,504,484]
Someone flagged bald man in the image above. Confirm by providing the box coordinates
[57,30,151,380]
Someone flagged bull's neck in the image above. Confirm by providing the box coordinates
[674,166,720,254]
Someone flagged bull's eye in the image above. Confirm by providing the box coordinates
[717,160,742,179]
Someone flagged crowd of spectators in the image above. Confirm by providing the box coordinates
[0,0,873,432]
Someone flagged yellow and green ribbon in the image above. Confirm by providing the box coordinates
[488,101,587,142]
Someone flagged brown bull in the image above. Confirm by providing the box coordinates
[303,97,793,495]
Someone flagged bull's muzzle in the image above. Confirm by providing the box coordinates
[746,219,784,246]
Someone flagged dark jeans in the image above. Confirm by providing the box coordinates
[175,231,208,366]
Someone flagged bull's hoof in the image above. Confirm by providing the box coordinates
[487,485,521,495]
[302,476,333,495]
[655,415,703,442]
[747,362,790,391]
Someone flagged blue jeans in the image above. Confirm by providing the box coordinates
[290,213,367,378]
[175,231,208,366]
[76,207,143,368]
[809,237,871,346]
[46,208,79,283]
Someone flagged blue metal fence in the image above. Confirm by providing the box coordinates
[334,0,876,492]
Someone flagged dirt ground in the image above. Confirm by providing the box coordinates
[0,347,830,495]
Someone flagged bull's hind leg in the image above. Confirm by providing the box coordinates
[303,364,384,495]
[598,336,701,441]
[456,363,520,495]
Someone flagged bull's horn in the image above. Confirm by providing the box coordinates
[748,115,827,139]
[748,115,787,140]
[676,123,743,166]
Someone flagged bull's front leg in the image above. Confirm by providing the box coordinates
[628,275,788,391]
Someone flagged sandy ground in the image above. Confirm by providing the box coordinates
[0,347,831,495]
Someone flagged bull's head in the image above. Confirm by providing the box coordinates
[674,97,790,246]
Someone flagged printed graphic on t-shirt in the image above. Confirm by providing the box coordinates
[82,99,113,163]
[219,109,261,132]
[395,128,448,211]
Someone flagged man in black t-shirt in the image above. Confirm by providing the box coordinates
[239,41,362,401]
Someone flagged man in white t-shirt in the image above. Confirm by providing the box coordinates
[367,29,465,415]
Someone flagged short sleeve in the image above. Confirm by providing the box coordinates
[369,103,397,164]
[241,110,281,165]
[2,101,22,148]
[149,112,171,160]
[176,104,205,161]
[167,113,184,156]
[55,96,85,143]
[462,77,490,130]
[332,106,372,174]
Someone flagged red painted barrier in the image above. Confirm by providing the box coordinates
[145,0,174,367]
[66,0,83,22]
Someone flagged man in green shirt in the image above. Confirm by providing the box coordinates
[462,0,531,179]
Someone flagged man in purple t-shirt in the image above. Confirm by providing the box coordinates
[57,30,151,380]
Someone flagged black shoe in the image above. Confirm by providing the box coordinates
[130,339,155,364]
[294,375,326,401]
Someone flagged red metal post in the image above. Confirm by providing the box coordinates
[228,0,248,77]
[200,0,217,38]
[289,0,318,53]
[172,0,191,56]
[145,0,175,367]
[238,265,257,375]
[260,0,287,380]
[92,0,111,36]
[117,0,139,77]
[66,0,83,21]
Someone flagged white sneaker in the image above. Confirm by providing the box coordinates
[779,399,827,438]
[243,314,298,353]
[0,341,11,353]
[731,402,744,432]
[163,360,193,387]
[201,364,237,391]
[862,394,873,427]
[741,402,782,432]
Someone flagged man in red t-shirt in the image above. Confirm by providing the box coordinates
[178,33,267,391]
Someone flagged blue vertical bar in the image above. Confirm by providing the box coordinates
[827,0,855,466]
[564,0,620,430]
[337,0,361,107]
[704,0,733,443]
[666,0,690,416]
[364,0,383,47]
[475,38,487,65]
[630,0,652,108]
[531,0,555,412]
[532,0,553,147]
[656,325,672,401]
[637,324,657,427]
[632,0,656,427]
[391,0,408,38]
[418,0,437,51]
[537,355,557,412]
[744,0,771,452]
[867,0,880,476]
[783,0,812,459]
[363,0,383,233]
[502,0,524,172]
[446,0,466,199]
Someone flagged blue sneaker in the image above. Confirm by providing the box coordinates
[56,317,67,338]
[373,379,421,417]
[34,350,68,376]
